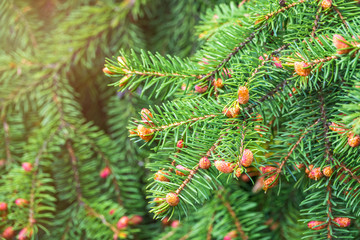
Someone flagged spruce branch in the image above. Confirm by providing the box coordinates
[83,204,120,236]
[326,179,334,239]
[338,163,360,185]
[152,114,218,132]
[1,117,12,163]
[66,140,83,204]
[70,125,123,206]
[277,119,320,173]
[311,6,322,37]
[218,193,248,240]
[28,128,59,228]
[333,6,348,29]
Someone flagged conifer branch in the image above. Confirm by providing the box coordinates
[333,6,348,29]
[278,119,320,172]
[175,135,223,195]
[310,55,338,66]
[207,214,215,240]
[311,6,322,37]
[200,30,260,82]
[246,43,290,87]
[66,140,83,204]
[326,179,333,239]
[29,129,59,227]
[1,117,12,163]
[179,232,191,240]
[71,125,123,206]
[122,68,198,78]
[245,78,290,113]
[83,204,120,235]
[338,163,360,185]
[319,93,334,163]
[11,3,38,48]
[152,114,218,132]
[218,194,248,240]
[263,0,306,20]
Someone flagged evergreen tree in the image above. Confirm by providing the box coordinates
[105,0,360,239]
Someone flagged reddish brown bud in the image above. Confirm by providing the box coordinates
[103,67,114,75]
[137,124,154,142]
[322,166,333,177]
[333,34,351,54]
[166,193,180,206]
[348,133,360,147]
[117,216,129,229]
[214,161,234,173]
[223,105,240,118]
[0,202,7,211]
[141,108,153,124]
[213,78,224,88]
[199,157,211,169]
[308,221,326,230]
[240,149,253,167]
[175,165,190,176]
[2,227,15,240]
[195,85,208,93]
[100,167,111,178]
[321,0,332,9]
[308,167,323,180]
[333,217,351,227]
[294,62,311,76]
[129,215,143,225]
[154,170,170,182]
[22,162,32,172]
[237,86,249,104]
[15,198,28,207]
[177,140,184,148]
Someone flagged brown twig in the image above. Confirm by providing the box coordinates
[2,117,12,163]
[153,114,218,132]
[338,163,360,185]
[326,179,333,239]
[219,194,248,240]
[28,129,59,227]
[277,119,320,172]
[84,204,120,235]
[311,6,322,37]
[207,214,215,240]
[333,6,348,29]
[175,134,223,195]
[319,93,334,163]
[263,0,306,20]
[66,140,83,203]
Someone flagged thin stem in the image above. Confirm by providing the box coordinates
[29,129,59,227]
[311,6,322,37]
[152,114,218,132]
[277,119,320,172]
[338,163,360,185]
[2,117,12,163]
[263,0,306,20]
[319,93,334,163]
[219,194,248,240]
[84,204,120,235]
[122,68,197,78]
[66,140,83,203]
[207,214,215,240]
[175,134,223,195]
[326,179,333,239]
[72,125,123,206]
[333,6,348,29]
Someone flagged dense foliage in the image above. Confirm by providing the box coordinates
[105,0,360,239]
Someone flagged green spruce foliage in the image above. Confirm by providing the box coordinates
[105,0,360,239]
